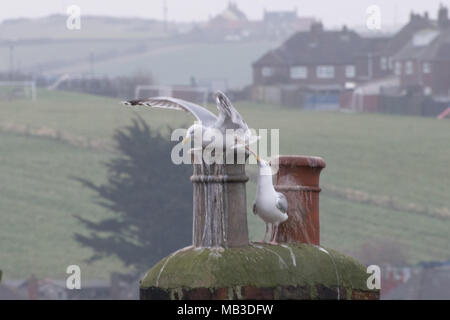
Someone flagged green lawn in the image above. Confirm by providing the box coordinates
[0,90,449,280]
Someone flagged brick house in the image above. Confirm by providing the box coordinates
[252,5,450,111]
[252,23,385,108]
[392,6,450,98]
[378,12,434,76]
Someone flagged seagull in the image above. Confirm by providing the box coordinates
[123,91,257,153]
[248,150,288,244]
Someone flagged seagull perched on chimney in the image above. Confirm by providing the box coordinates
[249,151,288,244]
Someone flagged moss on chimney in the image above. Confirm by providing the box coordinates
[140,243,376,299]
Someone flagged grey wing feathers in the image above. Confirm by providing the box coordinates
[275,192,288,213]
[123,97,217,126]
[215,91,248,130]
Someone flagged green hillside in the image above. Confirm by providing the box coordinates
[0,90,449,279]
[0,15,275,88]
[49,41,275,87]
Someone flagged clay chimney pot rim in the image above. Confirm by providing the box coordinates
[270,155,326,169]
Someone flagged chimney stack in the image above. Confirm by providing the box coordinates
[272,155,326,245]
[438,5,449,28]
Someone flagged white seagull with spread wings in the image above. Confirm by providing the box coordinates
[123,91,257,151]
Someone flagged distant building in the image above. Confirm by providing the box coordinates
[380,12,435,73]
[263,8,315,40]
[208,2,250,41]
[252,22,383,108]
[392,6,450,98]
[198,3,315,42]
[252,5,450,110]
[253,23,363,88]
[382,261,450,300]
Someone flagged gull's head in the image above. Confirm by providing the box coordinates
[215,90,232,108]
[256,155,268,167]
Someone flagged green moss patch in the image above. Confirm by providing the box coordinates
[141,244,369,291]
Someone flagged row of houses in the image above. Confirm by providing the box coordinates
[190,2,315,42]
[251,5,450,116]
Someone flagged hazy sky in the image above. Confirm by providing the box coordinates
[1,0,448,27]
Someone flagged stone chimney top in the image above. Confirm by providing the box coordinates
[311,22,324,34]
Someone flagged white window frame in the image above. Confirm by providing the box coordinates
[316,65,335,79]
[261,67,273,77]
[394,61,402,75]
[405,61,414,75]
[423,62,431,74]
[380,57,388,70]
[388,57,394,70]
[290,66,308,79]
[345,65,355,78]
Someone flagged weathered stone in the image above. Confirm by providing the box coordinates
[192,155,249,248]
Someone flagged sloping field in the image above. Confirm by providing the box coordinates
[0,90,449,279]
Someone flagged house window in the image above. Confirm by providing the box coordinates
[345,65,355,78]
[388,57,394,70]
[380,57,388,70]
[290,66,308,79]
[394,61,402,75]
[405,61,414,75]
[316,65,335,79]
[424,86,432,95]
[423,62,431,74]
[261,67,273,77]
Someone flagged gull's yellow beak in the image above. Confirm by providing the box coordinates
[256,155,261,162]
[182,136,190,145]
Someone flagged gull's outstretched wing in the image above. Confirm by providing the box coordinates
[214,91,248,131]
[275,192,288,214]
[123,97,217,126]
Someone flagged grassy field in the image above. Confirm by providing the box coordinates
[0,90,449,280]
